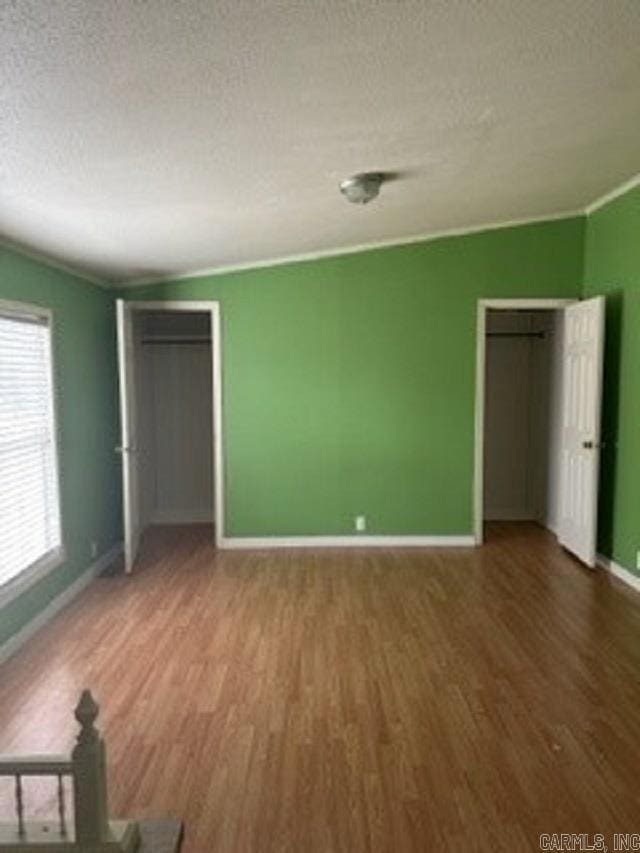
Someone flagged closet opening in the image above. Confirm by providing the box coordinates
[117,300,224,572]
[472,297,582,552]
[482,308,564,541]
[136,309,214,538]
[475,296,605,566]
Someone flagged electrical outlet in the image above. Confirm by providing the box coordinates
[355,515,366,532]
[90,541,98,559]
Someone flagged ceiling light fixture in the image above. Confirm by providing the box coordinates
[339,172,384,205]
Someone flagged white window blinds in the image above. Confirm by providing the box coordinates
[0,307,62,589]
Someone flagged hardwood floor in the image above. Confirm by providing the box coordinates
[1,523,640,852]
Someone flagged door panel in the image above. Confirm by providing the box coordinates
[558,297,605,567]
[116,300,141,573]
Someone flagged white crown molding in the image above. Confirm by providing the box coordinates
[584,171,640,215]
[119,209,583,288]
[0,236,110,289]
[0,542,123,667]
[597,553,640,594]
[7,168,640,290]
[219,534,475,550]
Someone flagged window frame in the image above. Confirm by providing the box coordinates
[0,299,65,608]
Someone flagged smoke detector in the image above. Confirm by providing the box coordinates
[339,172,384,205]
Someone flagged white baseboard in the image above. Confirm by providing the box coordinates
[149,509,214,525]
[0,542,123,668]
[219,534,475,550]
[597,553,640,594]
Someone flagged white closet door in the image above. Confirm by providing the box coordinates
[116,300,142,573]
[558,297,605,567]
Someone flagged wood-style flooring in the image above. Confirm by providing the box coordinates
[1,523,640,852]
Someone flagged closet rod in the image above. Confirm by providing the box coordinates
[486,331,548,339]
[141,337,211,345]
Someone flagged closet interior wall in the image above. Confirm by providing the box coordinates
[483,309,564,532]
[134,311,214,529]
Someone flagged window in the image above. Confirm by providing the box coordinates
[0,302,63,596]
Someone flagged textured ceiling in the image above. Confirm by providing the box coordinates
[2,1,640,284]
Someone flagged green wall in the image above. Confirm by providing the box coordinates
[0,247,121,647]
[584,184,640,573]
[12,199,640,651]
[126,217,584,538]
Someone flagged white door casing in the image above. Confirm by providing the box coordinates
[116,299,225,552]
[558,297,605,567]
[116,300,141,573]
[474,298,576,544]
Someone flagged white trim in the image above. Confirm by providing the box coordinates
[6,170,639,289]
[124,300,217,311]
[473,303,487,545]
[122,301,225,547]
[0,547,66,610]
[219,534,475,550]
[473,298,577,545]
[597,553,640,594]
[0,298,52,323]
[476,298,576,311]
[211,305,225,543]
[584,172,640,215]
[119,210,582,288]
[0,543,123,668]
[544,520,560,537]
[0,236,109,288]
[47,299,65,593]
